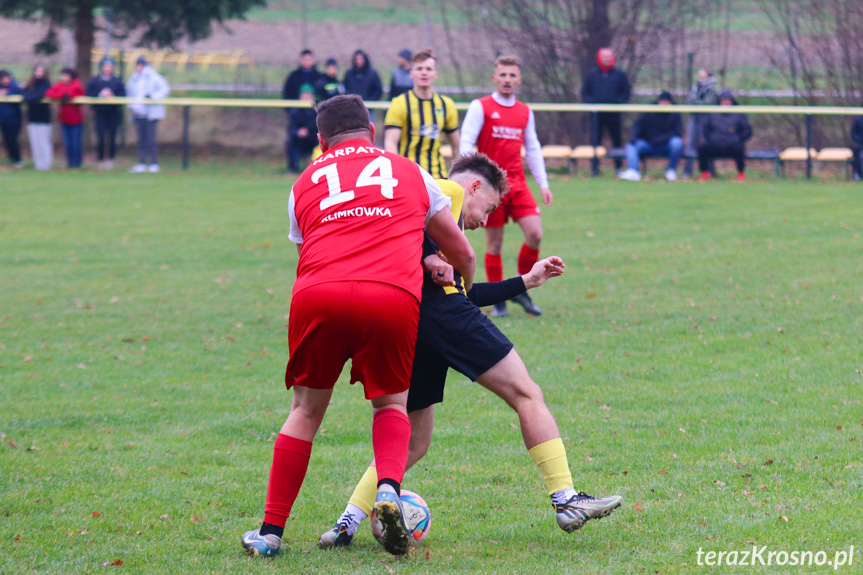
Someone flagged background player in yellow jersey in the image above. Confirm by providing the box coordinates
[384,49,460,179]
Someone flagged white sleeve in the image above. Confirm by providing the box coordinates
[459,99,485,154]
[523,109,549,189]
[288,188,303,244]
[421,168,452,224]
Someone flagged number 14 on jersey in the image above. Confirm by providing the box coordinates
[313,157,399,211]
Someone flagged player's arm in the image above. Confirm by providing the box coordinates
[288,188,303,256]
[443,97,461,152]
[384,127,402,154]
[458,99,484,154]
[467,256,565,307]
[422,171,475,291]
[445,129,460,153]
[425,211,474,292]
[383,98,405,154]
[524,108,552,206]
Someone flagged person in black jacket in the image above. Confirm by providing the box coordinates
[22,65,53,170]
[0,70,23,167]
[697,90,752,181]
[86,57,126,170]
[851,107,863,181]
[286,85,318,175]
[315,58,344,102]
[620,91,683,181]
[581,47,631,175]
[283,50,323,102]
[344,50,383,102]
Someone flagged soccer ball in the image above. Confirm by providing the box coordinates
[370,489,431,543]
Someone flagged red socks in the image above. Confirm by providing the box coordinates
[485,253,503,283]
[263,434,313,527]
[372,409,411,486]
[518,244,540,275]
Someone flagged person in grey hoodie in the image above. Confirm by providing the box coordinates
[126,56,170,173]
[682,68,719,177]
[0,70,24,167]
[389,48,413,100]
[697,90,752,181]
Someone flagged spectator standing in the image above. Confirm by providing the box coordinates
[315,58,344,102]
[389,48,413,100]
[285,85,318,174]
[45,68,85,169]
[682,68,719,177]
[126,56,170,173]
[22,65,53,170]
[697,90,752,181]
[620,91,683,181]
[86,57,126,170]
[0,70,23,167]
[851,107,863,181]
[344,50,383,102]
[283,50,322,101]
[581,47,631,175]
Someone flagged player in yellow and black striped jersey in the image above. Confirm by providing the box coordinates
[384,49,460,179]
[318,153,623,550]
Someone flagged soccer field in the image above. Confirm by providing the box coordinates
[1,171,860,574]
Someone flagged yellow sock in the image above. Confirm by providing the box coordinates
[348,466,378,516]
[528,438,574,495]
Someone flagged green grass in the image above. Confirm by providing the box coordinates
[1,168,861,574]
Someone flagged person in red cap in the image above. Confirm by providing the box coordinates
[581,47,631,176]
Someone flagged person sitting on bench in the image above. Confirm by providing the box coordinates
[698,90,752,181]
[619,91,683,182]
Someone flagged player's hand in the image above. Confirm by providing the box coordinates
[540,187,553,206]
[523,256,565,289]
[423,254,455,287]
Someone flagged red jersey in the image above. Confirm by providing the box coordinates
[476,95,531,191]
[289,139,450,301]
[44,79,85,126]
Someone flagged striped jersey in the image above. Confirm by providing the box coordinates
[385,90,459,178]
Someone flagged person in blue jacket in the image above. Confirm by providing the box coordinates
[0,70,24,167]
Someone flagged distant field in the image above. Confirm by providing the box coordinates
[1,169,860,573]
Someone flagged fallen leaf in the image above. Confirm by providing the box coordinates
[27,445,39,451]
[779,515,789,522]
[698,521,706,526]
[658,469,668,474]
[678,427,686,433]
[585,292,597,299]
[489,539,499,544]
[111,559,123,566]
[709,316,717,321]
[62,439,69,447]
[706,535,716,540]
[599,404,611,410]
[24,355,33,362]
[190,516,201,522]
[79,528,88,535]
[714,481,726,487]
[13,534,21,543]
[633,503,644,512]
[76,363,86,369]
[837,425,842,431]
[8,440,18,448]
[159,514,169,520]
[586,231,595,237]
[92,510,101,517]
[180,470,189,475]
[763,459,774,466]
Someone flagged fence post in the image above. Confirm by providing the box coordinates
[182,106,190,171]
[805,113,812,180]
[590,112,599,176]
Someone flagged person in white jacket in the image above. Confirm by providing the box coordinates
[126,56,170,173]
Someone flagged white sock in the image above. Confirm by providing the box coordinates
[338,503,367,536]
[551,487,577,505]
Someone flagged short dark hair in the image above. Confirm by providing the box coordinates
[0,70,10,81]
[411,49,436,64]
[450,152,510,198]
[301,49,313,56]
[61,67,77,79]
[315,95,371,142]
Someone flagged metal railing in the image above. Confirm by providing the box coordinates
[2,95,861,177]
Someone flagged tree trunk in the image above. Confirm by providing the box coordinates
[585,0,611,72]
[75,1,95,83]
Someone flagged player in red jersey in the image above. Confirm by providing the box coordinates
[460,56,552,318]
[241,95,475,558]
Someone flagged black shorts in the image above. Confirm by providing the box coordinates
[406,294,514,412]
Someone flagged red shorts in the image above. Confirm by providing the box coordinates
[486,184,541,228]
[286,281,420,399]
